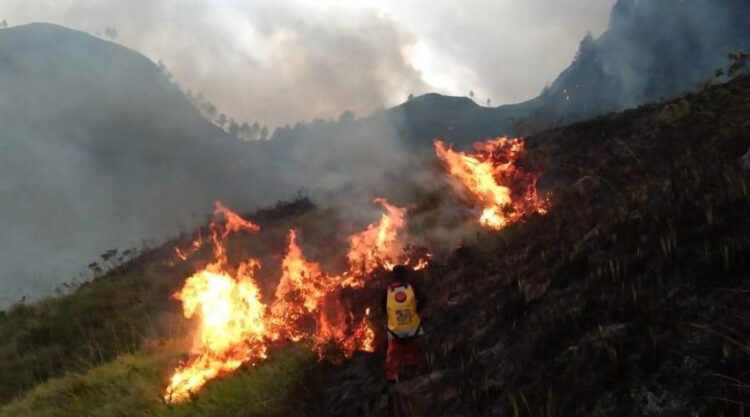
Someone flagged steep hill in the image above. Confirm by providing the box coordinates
[370,0,750,149]
[319,75,750,416]
[528,0,750,127]
[1,75,749,416]
[0,23,283,304]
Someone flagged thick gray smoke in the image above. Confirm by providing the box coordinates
[537,0,750,123]
[0,0,625,128]
[0,24,278,304]
[0,23,419,306]
[601,0,749,104]
[0,0,429,128]
[1,0,748,306]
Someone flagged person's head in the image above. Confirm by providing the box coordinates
[392,265,409,283]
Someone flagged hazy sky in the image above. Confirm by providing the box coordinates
[3,0,616,127]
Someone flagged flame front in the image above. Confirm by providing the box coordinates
[270,229,331,342]
[163,136,541,401]
[434,137,548,230]
[164,205,265,402]
[164,199,421,402]
[165,261,267,403]
[344,198,427,286]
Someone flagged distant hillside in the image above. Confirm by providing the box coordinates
[0,23,283,304]
[528,0,750,126]
[370,0,750,149]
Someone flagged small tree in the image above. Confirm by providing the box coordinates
[104,27,117,40]
[100,249,118,270]
[251,122,260,140]
[338,110,355,123]
[202,101,216,118]
[574,32,596,62]
[87,262,103,277]
[239,122,251,140]
[728,51,749,78]
[229,120,240,137]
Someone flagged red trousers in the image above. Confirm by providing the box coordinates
[386,337,420,381]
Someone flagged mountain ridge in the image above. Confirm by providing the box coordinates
[1,0,749,304]
[0,22,283,305]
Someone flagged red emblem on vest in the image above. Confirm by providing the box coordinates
[394,291,407,302]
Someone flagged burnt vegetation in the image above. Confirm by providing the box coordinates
[2,79,750,416]
[316,75,750,416]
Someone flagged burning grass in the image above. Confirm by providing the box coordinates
[163,198,426,401]
[434,137,548,230]
[8,76,750,417]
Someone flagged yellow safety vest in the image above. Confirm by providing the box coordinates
[386,284,421,338]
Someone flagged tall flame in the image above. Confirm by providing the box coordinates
[346,198,407,275]
[164,205,264,403]
[343,198,427,287]
[434,137,547,230]
[164,199,422,402]
[268,228,378,357]
[270,229,331,342]
[164,261,267,403]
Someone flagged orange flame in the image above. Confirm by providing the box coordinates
[434,137,547,230]
[164,205,263,402]
[315,300,376,358]
[344,198,427,286]
[269,229,376,357]
[213,201,261,237]
[349,307,375,353]
[269,229,331,342]
[173,229,203,262]
[164,261,267,403]
[164,200,419,402]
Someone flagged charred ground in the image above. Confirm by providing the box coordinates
[315,75,750,416]
[1,76,750,416]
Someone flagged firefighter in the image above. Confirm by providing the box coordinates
[384,265,424,383]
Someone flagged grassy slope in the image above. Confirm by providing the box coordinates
[2,77,750,416]
[0,199,325,404]
[0,344,314,417]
